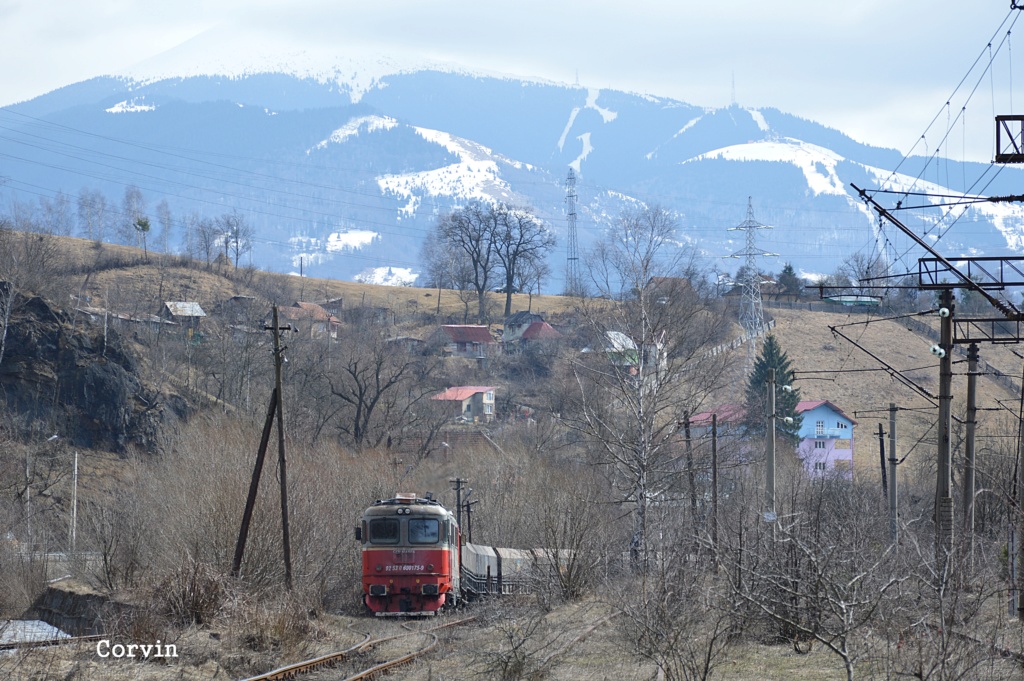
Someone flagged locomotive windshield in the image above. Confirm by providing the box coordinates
[408,518,440,544]
[368,518,400,544]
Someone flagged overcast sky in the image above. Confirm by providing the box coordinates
[2,1,1021,160]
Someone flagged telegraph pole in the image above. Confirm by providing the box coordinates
[935,290,955,568]
[465,499,478,544]
[272,305,293,590]
[878,423,887,496]
[451,477,467,532]
[231,388,278,578]
[889,403,899,544]
[711,413,719,569]
[766,368,777,523]
[963,343,979,567]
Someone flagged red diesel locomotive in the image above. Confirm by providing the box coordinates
[357,493,460,616]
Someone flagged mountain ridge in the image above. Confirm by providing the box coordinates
[4,53,1024,291]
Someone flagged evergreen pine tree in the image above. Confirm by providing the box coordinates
[777,262,803,297]
[743,334,802,441]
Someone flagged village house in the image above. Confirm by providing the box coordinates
[688,403,746,438]
[689,400,855,479]
[795,400,856,479]
[274,301,340,340]
[502,311,561,350]
[161,302,206,337]
[432,386,497,423]
[429,325,496,358]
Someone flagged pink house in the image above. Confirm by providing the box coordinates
[795,400,857,479]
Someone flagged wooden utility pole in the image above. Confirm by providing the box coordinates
[889,403,899,544]
[272,305,293,590]
[683,413,697,535]
[711,414,719,569]
[231,388,278,578]
[878,423,887,497]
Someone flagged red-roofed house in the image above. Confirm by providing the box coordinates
[795,400,857,479]
[432,386,497,423]
[430,325,495,358]
[275,301,340,339]
[688,403,746,438]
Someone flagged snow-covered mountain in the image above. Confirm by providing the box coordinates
[4,30,1024,289]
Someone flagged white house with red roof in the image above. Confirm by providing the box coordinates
[795,400,857,479]
[432,386,497,423]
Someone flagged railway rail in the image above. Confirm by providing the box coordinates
[239,615,475,681]
[0,634,104,652]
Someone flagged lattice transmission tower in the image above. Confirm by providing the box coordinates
[564,168,582,296]
[729,197,776,374]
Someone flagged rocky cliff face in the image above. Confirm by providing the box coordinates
[0,294,176,451]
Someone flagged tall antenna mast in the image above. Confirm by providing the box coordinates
[729,197,776,374]
[564,167,582,296]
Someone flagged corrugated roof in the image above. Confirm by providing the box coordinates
[520,321,561,340]
[164,302,206,317]
[690,403,746,426]
[441,325,494,343]
[432,386,497,401]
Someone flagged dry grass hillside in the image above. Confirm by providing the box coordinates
[54,235,1024,483]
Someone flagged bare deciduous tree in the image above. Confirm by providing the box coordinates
[560,205,730,572]
[77,188,108,242]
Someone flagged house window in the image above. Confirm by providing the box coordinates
[485,391,494,401]
[484,404,493,415]
[837,421,848,429]
[815,441,826,449]
[814,462,827,471]
[816,420,825,436]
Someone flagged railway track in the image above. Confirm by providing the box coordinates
[240,616,475,681]
[0,634,104,652]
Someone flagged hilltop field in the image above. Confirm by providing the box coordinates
[2,234,1023,680]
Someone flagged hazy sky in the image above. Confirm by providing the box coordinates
[2,1,1021,160]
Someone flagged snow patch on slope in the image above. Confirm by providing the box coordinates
[106,99,155,113]
[586,89,617,123]
[558,108,581,152]
[376,127,518,216]
[310,115,398,151]
[355,266,417,286]
[646,116,703,159]
[690,138,845,196]
[747,108,769,131]
[570,133,594,174]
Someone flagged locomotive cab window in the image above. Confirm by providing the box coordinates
[368,518,400,544]
[408,518,440,544]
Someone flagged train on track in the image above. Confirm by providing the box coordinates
[357,493,552,616]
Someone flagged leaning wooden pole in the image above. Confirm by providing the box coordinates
[231,388,278,578]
